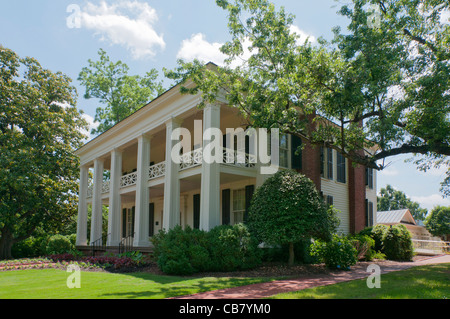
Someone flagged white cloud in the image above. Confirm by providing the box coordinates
[177,26,315,67]
[81,113,100,142]
[289,25,316,45]
[411,194,450,211]
[79,1,165,59]
[177,33,226,65]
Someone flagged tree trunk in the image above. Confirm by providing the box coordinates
[288,242,295,266]
[0,230,14,260]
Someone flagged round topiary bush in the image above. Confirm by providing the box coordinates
[248,170,339,265]
[382,224,414,261]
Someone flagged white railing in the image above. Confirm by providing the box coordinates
[222,147,257,168]
[120,171,138,188]
[86,181,110,198]
[180,148,203,170]
[412,239,450,255]
[149,162,166,180]
[86,148,258,198]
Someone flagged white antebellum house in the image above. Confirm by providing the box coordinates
[74,75,377,252]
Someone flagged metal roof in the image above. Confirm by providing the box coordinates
[376,209,416,225]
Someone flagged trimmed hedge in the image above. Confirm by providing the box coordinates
[152,224,262,275]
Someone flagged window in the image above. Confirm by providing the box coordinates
[279,133,289,168]
[365,200,374,227]
[327,148,333,180]
[366,168,373,189]
[326,195,334,207]
[320,147,325,177]
[232,189,246,225]
[337,152,346,183]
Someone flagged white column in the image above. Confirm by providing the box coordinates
[107,149,122,247]
[90,158,104,244]
[200,104,221,231]
[163,118,182,230]
[134,135,151,247]
[76,165,89,246]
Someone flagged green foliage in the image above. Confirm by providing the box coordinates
[382,225,414,261]
[45,235,75,255]
[78,49,165,135]
[425,206,450,238]
[0,47,88,259]
[11,236,47,259]
[166,0,450,194]
[152,224,262,275]
[348,234,375,261]
[377,185,427,221]
[310,235,358,270]
[247,170,339,265]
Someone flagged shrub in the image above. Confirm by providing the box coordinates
[152,224,262,275]
[310,235,358,270]
[207,224,262,272]
[45,234,75,255]
[11,236,47,258]
[370,224,389,252]
[349,234,375,261]
[382,225,414,261]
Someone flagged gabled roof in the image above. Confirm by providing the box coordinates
[377,209,416,225]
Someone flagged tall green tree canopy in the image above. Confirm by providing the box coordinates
[0,47,88,259]
[165,0,450,195]
[78,49,165,135]
[377,184,428,221]
[425,206,450,238]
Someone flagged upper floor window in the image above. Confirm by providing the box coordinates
[279,133,289,168]
[366,167,374,189]
[327,148,333,180]
[336,152,346,183]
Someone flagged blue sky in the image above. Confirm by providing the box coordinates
[1,0,449,211]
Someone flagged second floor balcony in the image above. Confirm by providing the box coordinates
[86,146,257,198]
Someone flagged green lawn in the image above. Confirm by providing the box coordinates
[271,263,450,299]
[0,269,273,299]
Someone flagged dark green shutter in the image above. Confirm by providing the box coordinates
[244,185,255,223]
[131,206,135,236]
[122,208,127,238]
[149,203,155,237]
[222,189,231,225]
[291,135,303,170]
[193,194,200,229]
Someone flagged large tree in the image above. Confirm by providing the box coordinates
[165,0,450,195]
[0,47,88,259]
[377,184,427,221]
[425,206,450,239]
[78,49,165,135]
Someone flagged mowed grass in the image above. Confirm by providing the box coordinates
[271,263,450,299]
[0,268,273,299]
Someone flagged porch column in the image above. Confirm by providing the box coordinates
[200,104,221,231]
[134,134,151,247]
[90,158,104,244]
[163,118,182,230]
[107,149,122,247]
[76,165,89,246]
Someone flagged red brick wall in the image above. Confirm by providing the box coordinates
[348,160,366,234]
[301,139,321,191]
